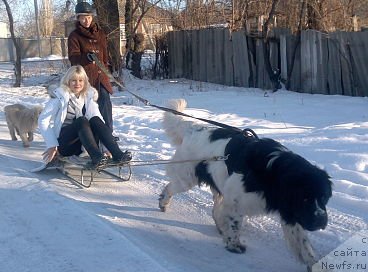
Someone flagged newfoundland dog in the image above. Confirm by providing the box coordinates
[159,99,332,270]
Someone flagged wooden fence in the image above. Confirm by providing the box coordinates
[167,28,368,97]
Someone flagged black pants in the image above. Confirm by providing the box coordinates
[98,84,113,133]
[58,116,123,164]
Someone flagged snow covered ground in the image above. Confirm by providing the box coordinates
[0,62,367,272]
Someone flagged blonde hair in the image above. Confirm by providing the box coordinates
[60,65,90,96]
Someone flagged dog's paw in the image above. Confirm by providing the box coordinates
[213,222,223,235]
[158,194,168,212]
[23,142,30,148]
[11,137,17,141]
[158,192,172,212]
[225,243,246,254]
[159,205,166,212]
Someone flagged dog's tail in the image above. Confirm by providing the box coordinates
[162,99,192,146]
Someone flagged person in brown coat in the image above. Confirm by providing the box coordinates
[68,1,114,135]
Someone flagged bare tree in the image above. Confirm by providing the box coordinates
[39,0,54,36]
[306,0,326,30]
[165,0,368,33]
[93,0,166,78]
[5,0,36,38]
[124,0,162,73]
[124,0,164,65]
[51,0,73,36]
[2,0,22,87]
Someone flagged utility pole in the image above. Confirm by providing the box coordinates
[34,0,42,57]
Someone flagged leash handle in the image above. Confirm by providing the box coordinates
[89,53,151,106]
[89,52,125,88]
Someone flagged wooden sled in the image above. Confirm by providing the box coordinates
[31,156,132,188]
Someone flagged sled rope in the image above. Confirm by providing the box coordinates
[55,154,229,168]
[88,53,259,139]
[128,155,229,167]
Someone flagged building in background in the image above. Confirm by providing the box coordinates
[0,22,9,38]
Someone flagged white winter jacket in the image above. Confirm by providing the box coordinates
[38,86,104,149]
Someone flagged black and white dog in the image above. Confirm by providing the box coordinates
[159,99,332,270]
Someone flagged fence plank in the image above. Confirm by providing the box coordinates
[205,28,216,83]
[333,32,354,96]
[192,30,200,81]
[327,34,343,95]
[183,31,192,78]
[223,30,234,86]
[301,30,329,94]
[246,36,256,87]
[8,39,15,62]
[316,33,329,94]
[176,31,184,78]
[213,28,225,84]
[280,35,287,81]
[301,30,313,93]
[281,35,301,91]
[347,31,368,96]
[198,29,207,82]
[232,31,250,87]
[167,31,174,78]
[256,40,273,90]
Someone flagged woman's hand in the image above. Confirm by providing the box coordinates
[42,146,58,163]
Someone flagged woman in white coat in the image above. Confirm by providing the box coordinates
[38,65,131,169]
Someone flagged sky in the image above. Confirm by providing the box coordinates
[0,59,367,272]
[0,0,67,29]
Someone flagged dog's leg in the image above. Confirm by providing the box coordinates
[159,178,197,212]
[159,160,198,211]
[216,199,245,253]
[19,133,30,148]
[214,173,246,253]
[5,117,17,141]
[28,132,34,142]
[159,185,173,212]
[211,188,224,234]
[281,221,317,270]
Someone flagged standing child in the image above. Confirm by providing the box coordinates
[38,65,131,169]
[68,1,114,134]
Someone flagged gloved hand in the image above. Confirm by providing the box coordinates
[86,52,96,63]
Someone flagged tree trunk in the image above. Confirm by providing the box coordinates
[125,0,133,69]
[131,33,144,79]
[286,0,306,90]
[306,0,324,31]
[2,0,22,87]
[262,0,280,91]
[93,0,122,77]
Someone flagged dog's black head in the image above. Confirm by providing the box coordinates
[276,155,332,231]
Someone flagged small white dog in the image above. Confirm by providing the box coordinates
[4,103,43,147]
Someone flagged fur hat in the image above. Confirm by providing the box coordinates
[75,1,95,17]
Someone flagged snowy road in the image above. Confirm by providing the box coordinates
[0,68,367,271]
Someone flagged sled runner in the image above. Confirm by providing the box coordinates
[31,155,132,188]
